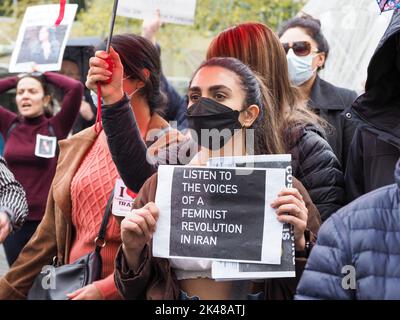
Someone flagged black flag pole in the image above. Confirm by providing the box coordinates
[105,0,119,53]
[94,0,119,133]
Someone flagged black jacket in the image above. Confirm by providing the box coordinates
[287,124,345,221]
[345,11,400,203]
[160,74,188,131]
[308,76,358,169]
[101,96,154,193]
[72,90,97,134]
[155,44,188,131]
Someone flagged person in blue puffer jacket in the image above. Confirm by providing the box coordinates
[295,158,400,300]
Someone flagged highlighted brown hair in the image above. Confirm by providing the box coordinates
[207,22,325,150]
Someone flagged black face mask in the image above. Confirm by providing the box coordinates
[186,97,243,150]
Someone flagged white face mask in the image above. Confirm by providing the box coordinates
[286,49,317,86]
[123,76,142,99]
[127,87,140,99]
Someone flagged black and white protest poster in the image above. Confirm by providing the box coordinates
[208,155,296,280]
[117,0,197,25]
[9,4,77,73]
[154,165,286,264]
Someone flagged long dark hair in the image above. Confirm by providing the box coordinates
[192,57,284,155]
[97,34,165,114]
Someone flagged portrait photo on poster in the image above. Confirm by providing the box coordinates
[117,0,198,25]
[34,134,57,159]
[154,165,286,265]
[16,25,66,65]
[9,4,77,73]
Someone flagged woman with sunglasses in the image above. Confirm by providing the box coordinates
[0,71,83,266]
[279,14,358,171]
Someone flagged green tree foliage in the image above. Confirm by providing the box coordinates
[1,0,305,77]
[73,0,136,38]
[194,0,304,36]
[0,0,47,18]
[76,0,304,76]
[75,0,304,37]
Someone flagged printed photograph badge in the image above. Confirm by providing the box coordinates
[35,134,57,158]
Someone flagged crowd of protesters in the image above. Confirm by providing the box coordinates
[0,10,399,300]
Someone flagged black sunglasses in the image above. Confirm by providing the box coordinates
[281,41,319,57]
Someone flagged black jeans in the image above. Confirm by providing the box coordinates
[3,221,40,266]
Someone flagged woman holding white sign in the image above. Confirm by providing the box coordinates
[113,57,320,300]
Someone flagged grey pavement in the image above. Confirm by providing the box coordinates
[0,245,9,277]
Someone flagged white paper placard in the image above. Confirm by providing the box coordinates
[153,165,285,265]
[117,0,197,25]
[208,155,296,280]
[9,4,78,73]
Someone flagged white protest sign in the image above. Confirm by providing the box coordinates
[112,178,137,217]
[154,165,285,264]
[9,4,78,73]
[212,226,295,280]
[117,0,197,25]
[208,155,296,280]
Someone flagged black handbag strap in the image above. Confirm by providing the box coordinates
[95,192,114,254]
